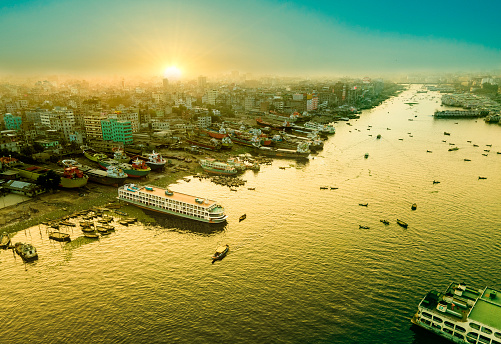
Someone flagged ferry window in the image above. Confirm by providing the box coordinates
[444,321,455,328]
[432,323,441,330]
[495,333,501,339]
[467,332,479,339]
[443,328,453,335]
[454,333,465,340]
[433,316,443,323]
[422,312,432,319]
[492,340,501,344]
[421,319,432,326]
[456,326,466,333]
[470,323,481,330]
[478,335,490,344]
[467,338,477,344]
[482,327,493,335]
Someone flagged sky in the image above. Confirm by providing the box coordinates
[0,0,500,79]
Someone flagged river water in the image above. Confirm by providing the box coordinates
[2,85,501,344]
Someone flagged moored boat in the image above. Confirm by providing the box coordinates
[48,231,71,242]
[98,158,150,178]
[212,244,229,263]
[14,242,38,261]
[80,164,128,186]
[411,282,501,344]
[144,151,166,171]
[254,142,310,159]
[239,214,246,222]
[58,166,89,188]
[84,150,108,162]
[199,158,238,175]
[118,184,227,224]
[0,232,11,248]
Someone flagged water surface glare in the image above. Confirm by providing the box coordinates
[2,85,501,343]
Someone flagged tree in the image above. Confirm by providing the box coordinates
[36,170,61,192]
[33,142,44,153]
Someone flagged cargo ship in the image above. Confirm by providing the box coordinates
[80,165,128,186]
[411,282,501,344]
[118,184,227,224]
[199,158,238,175]
[98,158,150,178]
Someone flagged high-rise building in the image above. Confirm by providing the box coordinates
[3,113,22,130]
[101,118,133,144]
[198,76,207,89]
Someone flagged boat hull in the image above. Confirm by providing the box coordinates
[254,147,310,159]
[59,175,89,188]
[122,200,228,224]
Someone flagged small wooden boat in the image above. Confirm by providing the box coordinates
[433,180,440,184]
[119,220,129,226]
[380,219,390,225]
[444,132,450,136]
[464,158,471,161]
[397,219,408,228]
[330,187,339,190]
[239,214,246,222]
[14,242,38,261]
[59,221,76,227]
[411,203,417,210]
[247,187,255,190]
[83,232,99,239]
[426,150,432,153]
[364,153,369,159]
[0,232,11,248]
[478,176,487,180]
[49,231,71,242]
[359,225,370,229]
[81,227,95,233]
[114,210,128,216]
[359,203,368,207]
[96,226,109,234]
[320,186,329,190]
[212,244,229,264]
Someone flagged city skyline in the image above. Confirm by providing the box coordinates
[1,0,500,79]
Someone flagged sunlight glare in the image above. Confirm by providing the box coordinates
[163,66,182,80]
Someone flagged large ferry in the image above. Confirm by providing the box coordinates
[118,184,227,224]
[411,282,501,344]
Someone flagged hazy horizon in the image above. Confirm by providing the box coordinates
[1,0,500,79]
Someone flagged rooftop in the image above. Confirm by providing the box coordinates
[122,184,217,208]
[469,287,501,330]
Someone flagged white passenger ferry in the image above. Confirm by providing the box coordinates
[118,184,227,224]
[411,282,501,344]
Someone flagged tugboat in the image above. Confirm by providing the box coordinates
[14,242,38,261]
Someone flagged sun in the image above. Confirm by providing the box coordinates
[163,66,182,80]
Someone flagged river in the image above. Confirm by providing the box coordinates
[1,84,501,344]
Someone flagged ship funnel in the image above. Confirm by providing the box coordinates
[436,301,448,313]
[458,283,466,291]
[490,291,497,299]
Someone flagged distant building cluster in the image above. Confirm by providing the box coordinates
[0,73,499,157]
